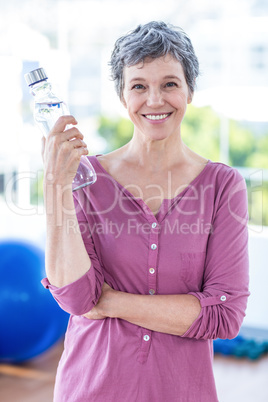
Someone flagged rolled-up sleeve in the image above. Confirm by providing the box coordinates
[41,195,104,315]
[182,168,250,340]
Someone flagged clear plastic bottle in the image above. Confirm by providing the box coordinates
[24,68,97,191]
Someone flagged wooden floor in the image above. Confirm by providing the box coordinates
[0,341,63,402]
[213,354,268,402]
[0,340,267,402]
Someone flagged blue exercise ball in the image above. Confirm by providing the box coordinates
[0,239,69,363]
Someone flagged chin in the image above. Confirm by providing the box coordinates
[145,130,173,142]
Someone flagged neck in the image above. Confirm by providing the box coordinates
[122,129,187,173]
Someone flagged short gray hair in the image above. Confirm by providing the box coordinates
[109,21,199,100]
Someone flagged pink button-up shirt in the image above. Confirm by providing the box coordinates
[42,156,250,402]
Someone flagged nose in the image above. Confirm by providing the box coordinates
[146,88,164,108]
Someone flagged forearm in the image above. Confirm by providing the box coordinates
[96,288,201,336]
[44,182,91,288]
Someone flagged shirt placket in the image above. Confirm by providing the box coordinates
[137,213,159,364]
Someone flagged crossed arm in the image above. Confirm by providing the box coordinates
[41,116,200,337]
[83,283,201,336]
[42,116,249,341]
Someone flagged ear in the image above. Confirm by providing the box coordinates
[187,90,193,104]
[187,79,195,104]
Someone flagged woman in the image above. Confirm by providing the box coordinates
[42,21,250,401]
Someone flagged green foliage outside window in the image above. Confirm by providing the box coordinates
[97,105,268,226]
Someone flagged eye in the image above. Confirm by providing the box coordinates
[165,82,178,88]
[132,84,145,90]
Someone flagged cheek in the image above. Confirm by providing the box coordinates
[125,95,143,114]
[170,92,189,109]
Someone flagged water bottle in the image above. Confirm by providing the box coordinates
[24,68,97,191]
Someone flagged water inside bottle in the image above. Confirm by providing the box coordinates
[35,101,67,135]
[34,100,97,190]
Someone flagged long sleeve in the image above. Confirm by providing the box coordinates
[182,168,250,340]
[44,156,245,402]
[41,194,104,315]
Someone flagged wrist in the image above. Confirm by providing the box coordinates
[43,172,73,192]
[98,286,123,319]
[106,289,134,320]
[108,289,122,319]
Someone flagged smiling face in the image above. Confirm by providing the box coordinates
[122,55,192,142]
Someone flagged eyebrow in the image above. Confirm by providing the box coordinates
[130,75,182,83]
[164,75,182,82]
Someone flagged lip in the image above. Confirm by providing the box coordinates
[142,112,172,124]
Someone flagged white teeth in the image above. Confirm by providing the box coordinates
[145,113,169,120]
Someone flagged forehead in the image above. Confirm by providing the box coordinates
[124,55,185,82]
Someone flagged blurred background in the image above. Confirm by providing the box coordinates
[0,0,268,401]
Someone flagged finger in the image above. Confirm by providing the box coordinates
[68,138,87,149]
[50,115,78,134]
[77,146,88,157]
[48,127,84,151]
[59,139,87,157]
[65,145,88,161]
[61,126,84,141]
[50,127,84,145]
[83,312,92,319]
[72,147,88,161]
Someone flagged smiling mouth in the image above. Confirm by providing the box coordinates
[143,113,172,121]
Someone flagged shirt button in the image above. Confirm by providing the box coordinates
[152,222,157,229]
[220,295,227,301]
[143,335,150,341]
[149,289,155,295]
[151,244,157,250]
[149,268,155,274]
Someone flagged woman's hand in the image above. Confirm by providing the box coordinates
[82,283,201,335]
[41,115,88,188]
[83,283,116,320]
